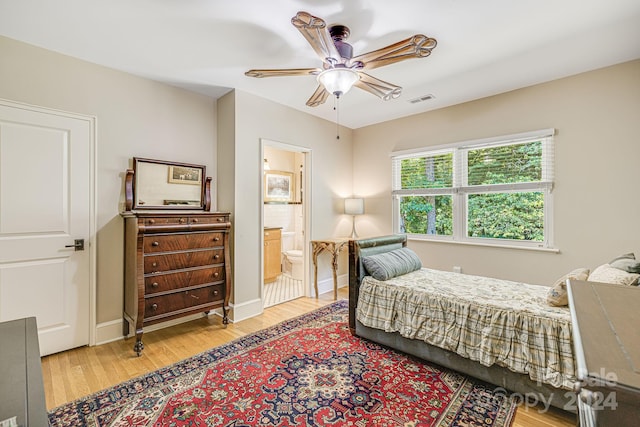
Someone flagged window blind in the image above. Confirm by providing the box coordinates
[392,130,554,194]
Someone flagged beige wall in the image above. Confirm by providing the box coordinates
[0,36,217,326]
[353,59,640,285]
[218,90,354,319]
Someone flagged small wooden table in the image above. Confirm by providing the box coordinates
[311,238,349,299]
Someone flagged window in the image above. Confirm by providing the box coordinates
[392,129,555,249]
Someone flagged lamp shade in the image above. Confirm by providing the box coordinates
[344,198,364,215]
[317,68,359,96]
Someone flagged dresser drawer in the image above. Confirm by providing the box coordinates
[145,249,224,272]
[141,217,189,227]
[145,267,224,294]
[144,232,224,253]
[145,285,224,317]
[189,216,228,225]
[140,215,228,227]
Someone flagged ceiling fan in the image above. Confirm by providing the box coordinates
[245,11,437,107]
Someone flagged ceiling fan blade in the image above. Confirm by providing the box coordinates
[245,68,322,78]
[306,85,330,107]
[354,72,402,100]
[291,11,341,64]
[351,35,437,70]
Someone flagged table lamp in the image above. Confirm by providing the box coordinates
[344,198,364,238]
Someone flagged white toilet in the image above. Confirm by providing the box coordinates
[282,231,304,281]
[284,249,304,281]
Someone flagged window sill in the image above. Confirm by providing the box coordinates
[406,236,560,253]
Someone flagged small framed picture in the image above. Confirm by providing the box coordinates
[264,170,294,202]
[168,165,202,185]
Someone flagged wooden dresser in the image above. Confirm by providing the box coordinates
[122,211,231,355]
[121,159,231,356]
[567,280,640,426]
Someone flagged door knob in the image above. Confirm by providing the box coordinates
[64,239,85,251]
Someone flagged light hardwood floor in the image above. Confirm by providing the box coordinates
[42,288,575,426]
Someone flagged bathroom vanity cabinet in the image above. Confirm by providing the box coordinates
[264,227,282,283]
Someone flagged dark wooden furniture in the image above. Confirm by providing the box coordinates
[122,163,231,356]
[0,317,47,427]
[567,280,640,426]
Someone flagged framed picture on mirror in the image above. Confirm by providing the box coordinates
[168,165,202,185]
[264,170,294,203]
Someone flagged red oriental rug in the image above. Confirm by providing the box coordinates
[48,300,516,426]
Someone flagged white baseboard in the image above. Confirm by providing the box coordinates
[95,319,123,345]
[314,273,348,297]
[230,298,263,323]
[96,309,224,346]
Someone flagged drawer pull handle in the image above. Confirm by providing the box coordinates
[214,254,220,260]
[179,218,186,224]
[213,272,220,278]
[152,262,157,267]
[151,282,159,288]
[148,219,155,225]
[152,241,159,247]
[217,218,223,222]
[151,303,158,310]
[213,290,219,296]
[214,237,220,242]
[190,294,200,300]
[192,218,198,223]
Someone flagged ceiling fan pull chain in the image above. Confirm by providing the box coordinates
[335,95,340,140]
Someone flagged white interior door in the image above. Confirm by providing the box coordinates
[0,100,94,356]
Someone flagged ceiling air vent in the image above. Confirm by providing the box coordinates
[408,94,435,104]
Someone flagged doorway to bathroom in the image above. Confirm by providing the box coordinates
[262,140,309,308]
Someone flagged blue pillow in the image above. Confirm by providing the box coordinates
[362,247,422,281]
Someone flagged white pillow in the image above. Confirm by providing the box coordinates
[546,268,590,306]
[588,264,640,286]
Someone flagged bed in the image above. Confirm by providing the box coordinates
[348,234,577,412]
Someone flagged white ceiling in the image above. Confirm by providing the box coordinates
[1,0,639,129]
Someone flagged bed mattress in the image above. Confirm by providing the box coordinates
[356,268,576,389]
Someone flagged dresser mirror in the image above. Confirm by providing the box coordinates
[124,157,211,211]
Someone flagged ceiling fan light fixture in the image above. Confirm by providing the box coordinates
[246,12,437,108]
[317,67,359,97]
